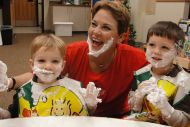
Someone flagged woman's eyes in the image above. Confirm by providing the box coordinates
[91,22,111,31]
[91,22,97,27]
[102,26,111,31]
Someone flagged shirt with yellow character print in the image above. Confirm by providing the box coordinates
[16,77,89,117]
[130,64,190,124]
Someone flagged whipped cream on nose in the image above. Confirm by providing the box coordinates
[87,36,114,57]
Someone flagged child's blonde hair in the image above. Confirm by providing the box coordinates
[30,34,66,59]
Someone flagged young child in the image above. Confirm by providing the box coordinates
[126,21,190,127]
[3,34,101,118]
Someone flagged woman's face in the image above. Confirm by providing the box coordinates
[88,9,120,53]
[146,35,177,68]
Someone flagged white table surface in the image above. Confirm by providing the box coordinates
[0,116,171,127]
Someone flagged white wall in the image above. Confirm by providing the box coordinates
[38,0,42,27]
[130,0,147,42]
[130,0,189,43]
[44,0,52,30]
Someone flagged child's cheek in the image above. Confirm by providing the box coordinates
[54,63,64,74]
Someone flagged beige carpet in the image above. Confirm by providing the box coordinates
[0,33,87,109]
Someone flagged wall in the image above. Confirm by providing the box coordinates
[0,0,189,32]
[44,0,52,31]
[130,0,147,42]
[38,0,42,27]
[130,0,189,43]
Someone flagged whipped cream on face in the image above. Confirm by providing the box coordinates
[146,48,177,68]
[33,66,62,84]
[33,66,54,74]
[87,36,114,57]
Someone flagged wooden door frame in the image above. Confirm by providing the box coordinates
[2,0,11,25]
[41,0,44,33]
[189,3,190,19]
[36,0,39,26]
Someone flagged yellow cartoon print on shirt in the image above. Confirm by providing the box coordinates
[19,85,88,117]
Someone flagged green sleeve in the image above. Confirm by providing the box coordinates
[132,71,152,91]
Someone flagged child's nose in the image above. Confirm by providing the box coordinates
[44,63,52,70]
[153,47,161,55]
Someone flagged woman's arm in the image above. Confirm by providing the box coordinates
[8,72,33,90]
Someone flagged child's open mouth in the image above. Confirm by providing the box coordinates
[152,57,162,61]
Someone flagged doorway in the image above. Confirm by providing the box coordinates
[14,0,37,26]
[10,0,44,32]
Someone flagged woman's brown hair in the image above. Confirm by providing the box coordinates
[92,0,130,35]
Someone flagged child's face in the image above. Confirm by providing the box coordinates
[146,35,177,68]
[30,46,64,83]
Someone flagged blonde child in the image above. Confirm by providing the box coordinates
[2,34,101,118]
[127,21,190,127]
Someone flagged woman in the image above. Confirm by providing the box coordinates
[7,0,147,118]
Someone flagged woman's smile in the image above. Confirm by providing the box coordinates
[91,38,103,50]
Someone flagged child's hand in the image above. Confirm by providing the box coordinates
[129,79,156,112]
[138,77,157,95]
[80,82,102,113]
[0,60,8,92]
[128,89,145,112]
[0,108,11,119]
[147,88,174,119]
